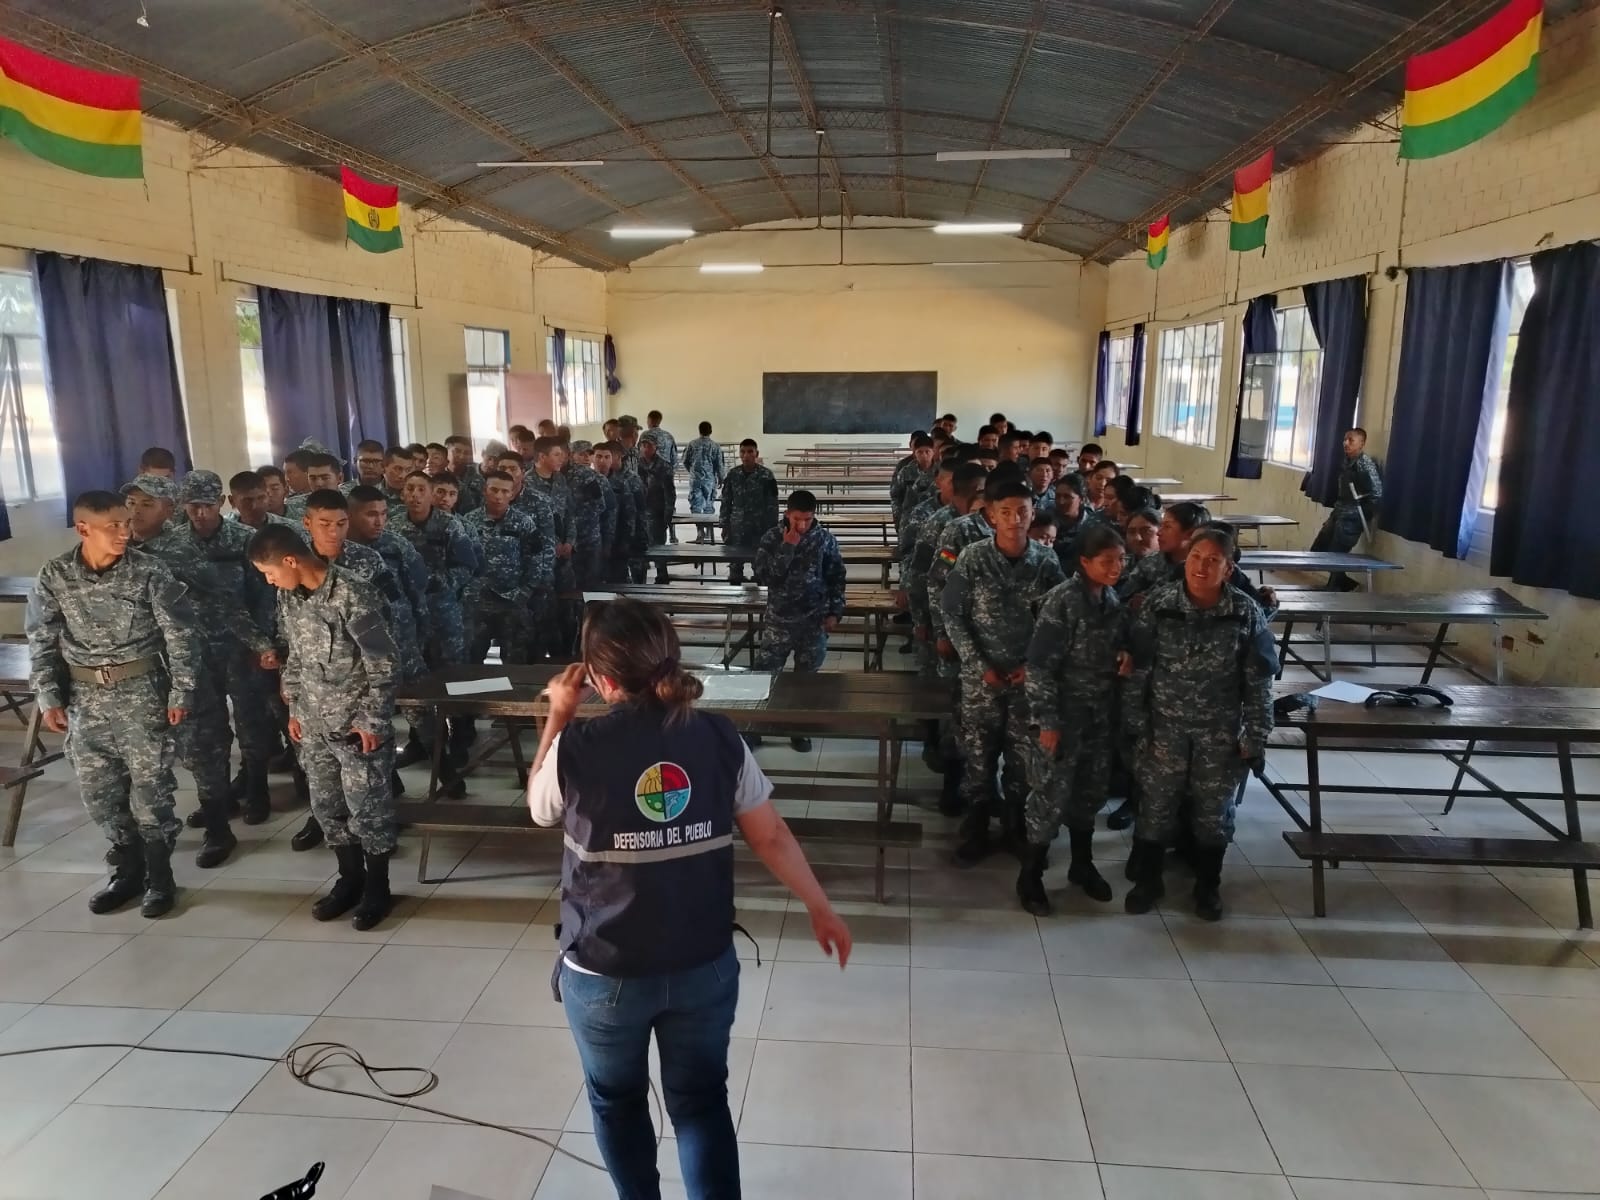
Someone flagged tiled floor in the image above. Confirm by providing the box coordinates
[3,645,1600,1198]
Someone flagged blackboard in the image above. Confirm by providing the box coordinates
[762,371,937,434]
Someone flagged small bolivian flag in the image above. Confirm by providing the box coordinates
[341,165,402,253]
[1229,149,1273,252]
[0,37,142,178]
[1146,216,1170,269]
[1400,0,1542,160]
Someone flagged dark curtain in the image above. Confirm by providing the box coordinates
[604,333,622,395]
[1092,330,1110,437]
[258,287,340,466]
[1300,274,1370,507]
[1226,293,1277,479]
[1124,322,1146,446]
[33,252,190,511]
[1385,260,1512,560]
[332,298,397,457]
[550,326,567,410]
[1490,240,1600,598]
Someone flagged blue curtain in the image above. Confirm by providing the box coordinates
[333,298,397,455]
[1124,322,1146,447]
[1490,240,1600,598]
[32,252,189,511]
[1385,260,1512,560]
[1092,331,1110,437]
[550,326,568,411]
[259,287,340,465]
[604,333,622,395]
[1300,274,1369,507]
[1226,294,1277,479]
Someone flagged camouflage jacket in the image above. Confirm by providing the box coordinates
[277,565,397,736]
[902,499,956,624]
[1334,452,1383,520]
[640,426,678,468]
[636,455,675,521]
[463,506,554,603]
[683,436,724,483]
[525,469,573,544]
[1123,580,1277,753]
[395,508,479,599]
[754,519,847,625]
[610,470,648,553]
[1025,574,1127,732]
[890,460,936,527]
[136,523,274,656]
[349,532,428,680]
[1116,549,1277,617]
[720,465,780,547]
[510,484,559,555]
[564,463,608,550]
[926,511,993,642]
[454,463,486,515]
[27,547,201,712]
[941,538,1066,676]
[597,469,620,549]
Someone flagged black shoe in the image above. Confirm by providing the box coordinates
[1067,828,1114,902]
[1123,838,1166,914]
[290,814,324,852]
[1106,798,1135,831]
[790,736,813,753]
[1016,843,1051,916]
[195,826,237,869]
[351,850,394,931]
[240,761,271,826]
[291,764,310,810]
[952,805,993,867]
[1191,844,1226,922]
[228,764,248,802]
[743,733,764,749]
[312,844,365,921]
[938,765,965,817]
[185,807,207,829]
[394,733,430,770]
[88,842,145,914]
[898,640,915,654]
[141,840,176,918]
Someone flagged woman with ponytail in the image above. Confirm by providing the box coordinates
[527,598,851,1199]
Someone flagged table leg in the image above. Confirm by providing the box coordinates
[1493,621,1504,686]
[1308,728,1327,918]
[2,703,44,848]
[506,719,530,789]
[1557,738,1592,929]
[1321,618,1333,682]
[1275,621,1294,680]
[1420,622,1451,685]
[417,831,431,883]
[426,705,445,801]
[1442,738,1475,816]
[874,727,890,904]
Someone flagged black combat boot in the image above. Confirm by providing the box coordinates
[1066,828,1114,902]
[1015,842,1051,916]
[938,760,965,817]
[195,793,238,869]
[393,727,430,770]
[447,717,476,771]
[789,736,813,753]
[952,801,992,867]
[1192,843,1227,922]
[311,844,366,921]
[351,850,394,931]
[1123,838,1167,914]
[228,762,249,802]
[88,842,145,914]
[290,814,324,852]
[240,760,272,826]
[1106,797,1136,831]
[141,839,176,918]
[390,770,406,798]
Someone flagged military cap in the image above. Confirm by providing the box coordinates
[121,473,178,501]
[570,440,594,454]
[178,469,224,505]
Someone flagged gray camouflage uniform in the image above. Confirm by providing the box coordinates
[720,464,780,585]
[901,498,955,678]
[682,435,724,517]
[890,459,936,531]
[352,530,431,682]
[1312,451,1383,586]
[526,468,580,652]
[926,511,993,681]
[463,505,555,665]
[1122,580,1277,846]
[454,463,486,515]
[563,456,608,590]
[27,547,198,850]
[394,508,478,665]
[753,519,847,673]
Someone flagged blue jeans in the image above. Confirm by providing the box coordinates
[561,944,742,1199]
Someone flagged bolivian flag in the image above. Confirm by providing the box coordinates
[1229,150,1273,252]
[0,37,142,178]
[1400,0,1542,160]
[341,165,402,253]
[1147,216,1170,269]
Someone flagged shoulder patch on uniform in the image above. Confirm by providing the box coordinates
[937,548,958,566]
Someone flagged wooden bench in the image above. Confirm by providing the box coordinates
[1286,831,1600,871]
[396,801,923,884]
[2,763,47,848]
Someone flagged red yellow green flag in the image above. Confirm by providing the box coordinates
[0,37,142,178]
[1229,149,1273,252]
[1146,216,1170,269]
[1400,0,1542,160]
[341,165,402,253]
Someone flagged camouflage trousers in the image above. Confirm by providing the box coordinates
[469,593,532,667]
[175,640,235,812]
[573,541,605,592]
[1134,724,1248,847]
[221,640,278,765]
[957,675,1031,820]
[755,618,828,674]
[425,589,468,665]
[1025,725,1114,845]
[688,475,716,515]
[65,672,180,849]
[297,720,398,854]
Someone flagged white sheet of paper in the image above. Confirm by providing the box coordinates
[583,591,622,602]
[694,672,773,703]
[445,676,514,696]
[1309,680,1377,703]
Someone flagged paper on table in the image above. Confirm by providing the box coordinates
[1309,680,1377,703]
[444,676,514,696]
[694,672,773,703]
[583,591,623,602]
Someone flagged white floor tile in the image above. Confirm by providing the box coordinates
[409,1021,583,1131]
[1341,987,1561,1078]
[909,908,1047,973]
[342,1121,555,1200]
[1494,993,1600,1081]
[1054,976,1226,1062]
[0,870,100,931]
[1288,1182,1487,1200]
[776,907,910,966]
[1197,981,1390,1068]
[0,929,128,1001]
[79,1010,312,1111]
[462,947,569,1026]
[185,938,380,1015]
[142,877,318,939]
[386,888,540,949]
[910,966,1064,1052]
[1409,1073,1600,1193]
[736,1142,913,1199]
[237,1015,457,1121]
[915,1154,1104,1200]
[740,1040,911,1151]
[1101,1165,1295,1200]
[1039,912,1189,979]
[152,1111,389,1200]
[1293,923,1481,991]
[533,1132,685,1199]
[911,1046,1090,1159]
[0,1103,224,1200]
[324,943,508,1021]
[48,934,251,1008]
[1168,916,1332,985]
[756,960,909,1045]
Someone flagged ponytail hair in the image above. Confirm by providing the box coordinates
[581,598,703,721]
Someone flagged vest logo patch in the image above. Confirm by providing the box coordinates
[635,761,692,823]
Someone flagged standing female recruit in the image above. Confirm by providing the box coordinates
[527,599,853,1200]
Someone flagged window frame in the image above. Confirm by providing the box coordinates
[1466,257,1535,568]
[0,268,63,505]
[389,314,413,445]
[464,325,511,451]
[545,329,604,426]
[1259,303,1323,472]
[1104,332,1135,429]
[1152,319,1225,448]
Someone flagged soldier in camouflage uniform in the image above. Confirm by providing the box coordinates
[940,480,1066,865]
[285,451,346,523]
[890,435,938,532]
[1017,524,1129,915]
[495,451,561,653]
[682,421,724,539]
[27,490,200,919]
[640,409,679,543]
[1121,527,1277,922]
[249,525,400,930]
[577,441,620,566]
[615,416,642,477]
[636,437,676,583]
[1118,503,1277,615]
[595,441,643,585]
[1311,426,1383,590]
[447,436,484,514]
[526,437,581,654]
[562,440,608,591]
[720,439,779,586]
[462,470,555,666]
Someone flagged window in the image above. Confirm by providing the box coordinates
[390,315,412,445]
[465,326,509,450]
[1104,332,1135,427]
[236,297,272,467]
[545,330,604,426]
[1479,259,1535,511]
[1153,320,1224,447]
[1253,305,1324,470]
[0,270,63,503]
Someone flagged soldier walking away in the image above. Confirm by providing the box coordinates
[683,421,725,538]
[640,409,680,543]
[248,525,401,930]
[719,439,779,586]
[27,491,200,918]
[1311,426,1383,591]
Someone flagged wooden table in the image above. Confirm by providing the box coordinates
[0,642,61,847]
[1265,687,1600,927]
[1270,588,1548,685]
[643,542,900,587]
[395,665,944,900]
[1161,493,1235,506]
[675,512,898,545]
[1239,550,1401,590]
[1214,514,1298,547]
[0,575,33,604]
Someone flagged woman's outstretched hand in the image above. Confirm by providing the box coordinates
[808,904,853,969]
[543,662,591,720]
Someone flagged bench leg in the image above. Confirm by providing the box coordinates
[1308,729,1327,918]
[1420,622,1451,686]
[3,705,44,849]
[1275,621,1294,681]
[874,730,890,904]
[1442,738,1475,816]
[1557,739,1592,930]
[417,830,432,884]
[505,720,530,789]
[426,706,446,801]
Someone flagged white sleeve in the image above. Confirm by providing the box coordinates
[526,733,566,826]
[734,740,775,815]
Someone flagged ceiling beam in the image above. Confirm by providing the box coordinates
[0,10,624,271]
[657,11,805,221]
[478,0,740,228]
[1023,0,1234,239]
[875,0,907,218]
[964,1,1046,214]
[1082,0,1515,262]
[772,8,850,213]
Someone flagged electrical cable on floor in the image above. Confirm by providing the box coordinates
[0,1039,667,1175]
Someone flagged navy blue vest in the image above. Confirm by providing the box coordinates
[557,703,742,976]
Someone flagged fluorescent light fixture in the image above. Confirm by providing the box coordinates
[936,148,1071,162]
[610,226,696,239]
[475,160,605,168]
[932,222,1024,235]
[698,262,764,274]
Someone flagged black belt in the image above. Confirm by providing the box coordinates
[67,657,160,686]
